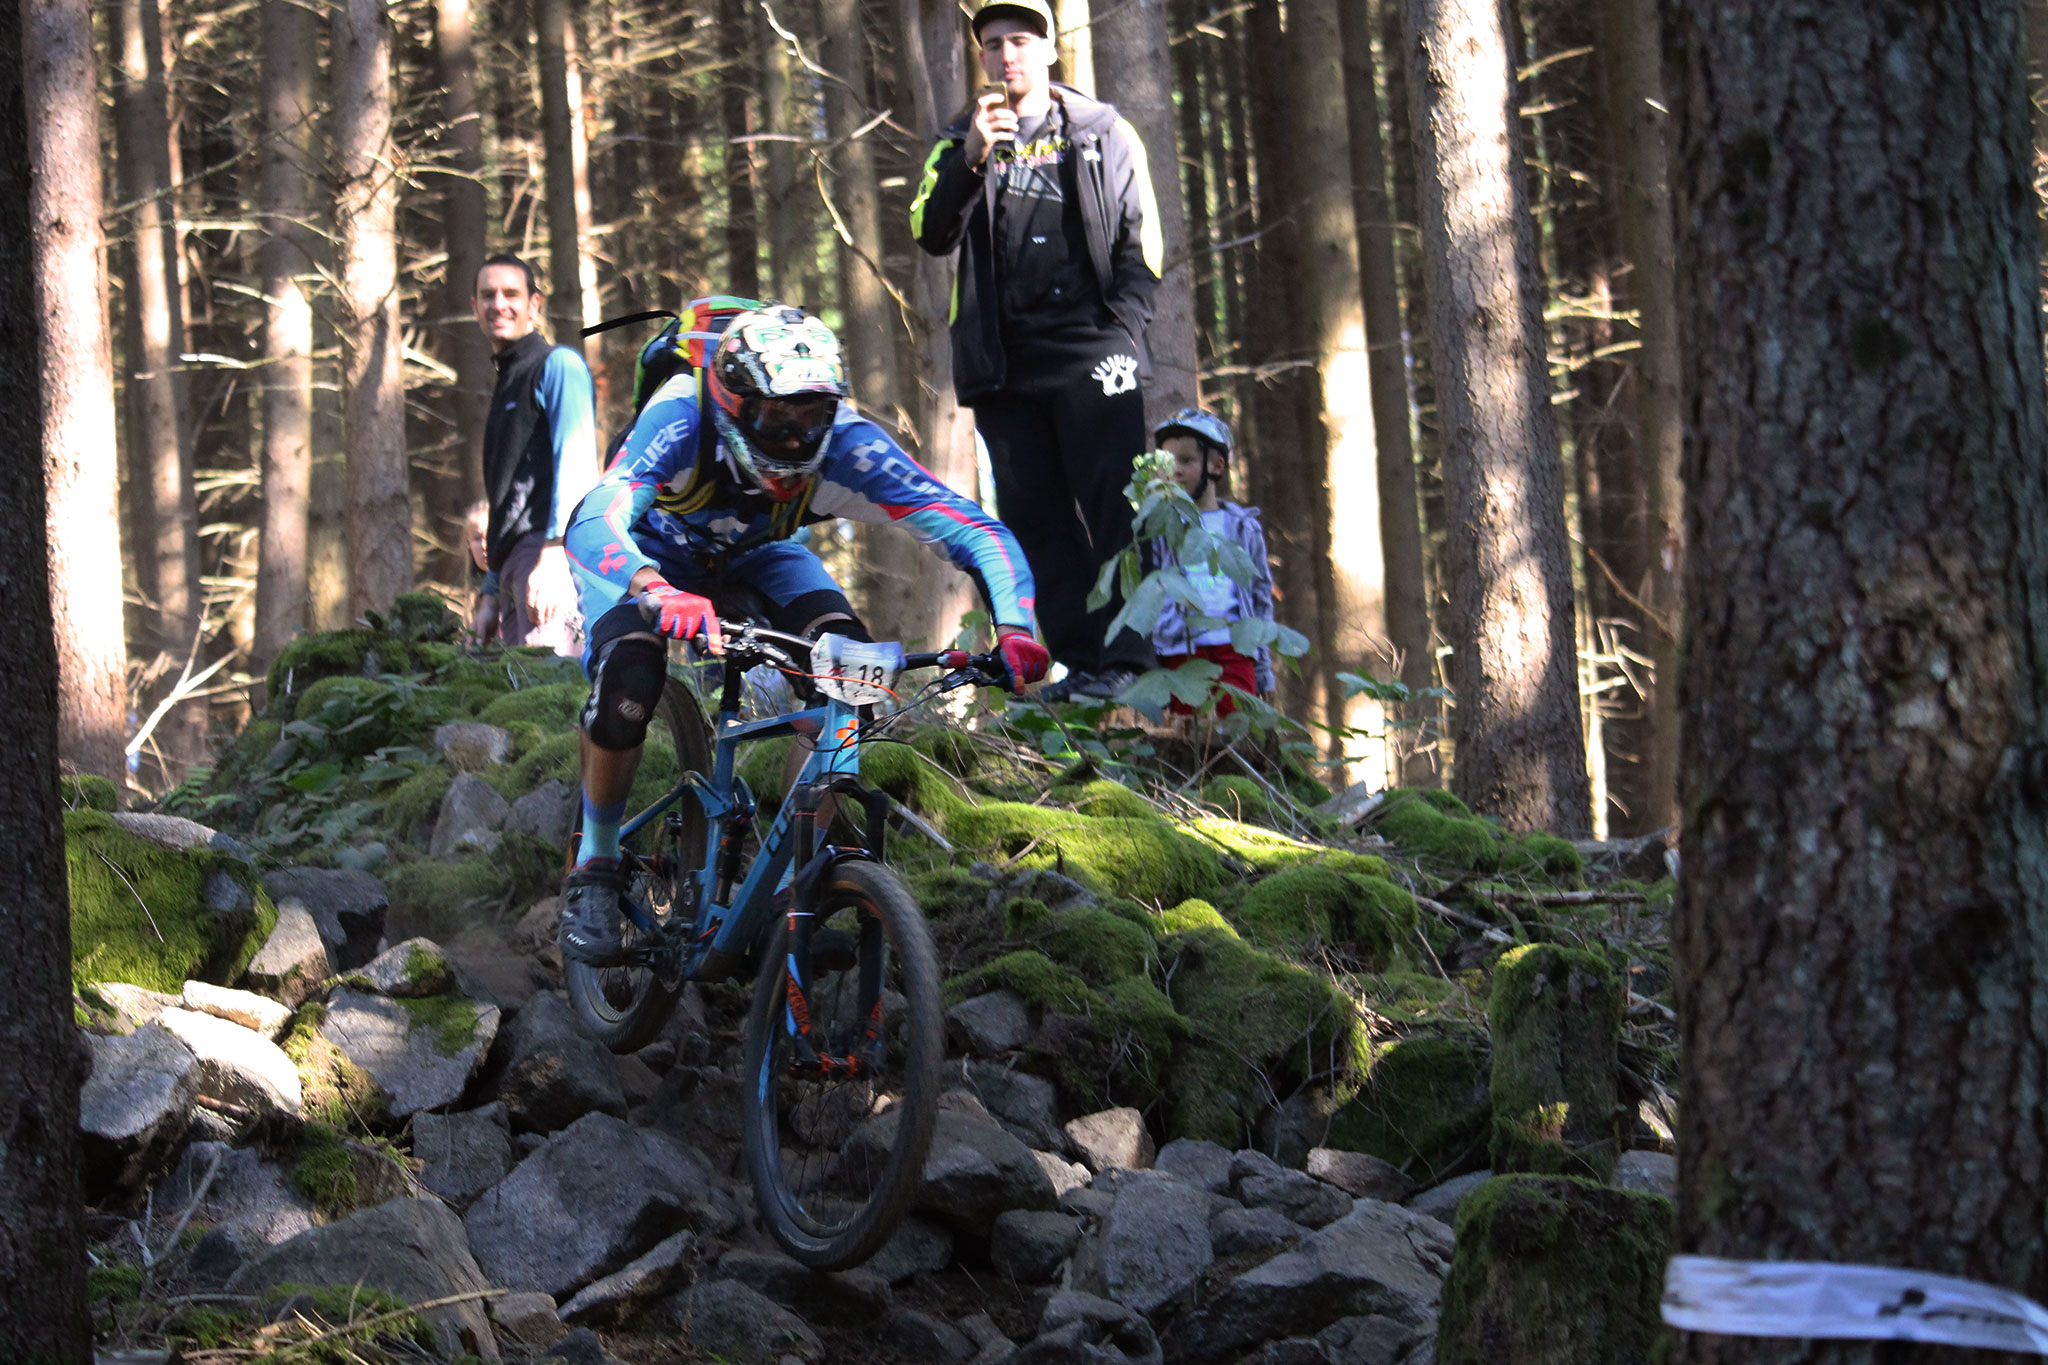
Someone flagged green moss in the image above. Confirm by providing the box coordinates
[1155,898,1235,936]
[910,726,982,779]
[1360,967,1462,1024]
[476,681,587,730]
[1327,1035,1492,1182]
[66,810,273,993]
[1053,778,1155,820]
[61,774,119,812]
[260,1282,433,1354]
[282,1003,391,1132]
[88,1263,143,1303]
[1202,774,1281,826]
[1004,900,1153,983]
[403,943,453,992]
[398,992,480,1057]
[1227,864,1416,966]
[1436,1175,1672,1365]
[1034,973,1189,1109]
[1377,789,1504,870]
[1508,832,1585,880]
[265,629,384,710]
[1164,927,1368,1146]
[381,856,515,937]
[385,590,461,642]
[910,866,992,921]
[1488,944,1624,1179]
[737,735,796,807]
[859,742,972,822]
[166,1304,246,1348]
[491,730,579,799]
[1184,814,1327,872]
[382,765,454,839]
[946,803,1225,904]
[293,1125,359,1217]
[947,949,1094,1012]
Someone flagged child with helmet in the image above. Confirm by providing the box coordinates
[1147,409,1275,716]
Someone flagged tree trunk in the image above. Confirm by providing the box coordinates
[1404,0,1589,834]
[536,0,594,349]
[435,0,491,548]
[333,0,412,616]
[760,8,804,300]
[1340,0,1434,785]
[1170,0,1213,369]
[1,0,92,1352]
[1091,0,1196,414]
[1667,5,2048,1359]
[255,0,319,673]
[112,0,201,694]
[1054,0,1091,94]
[719,0,760,297]
[23,0,125,782]
[1600,0,1679,834]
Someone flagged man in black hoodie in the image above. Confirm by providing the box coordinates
[910,0,1161,699]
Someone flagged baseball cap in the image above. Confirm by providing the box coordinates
[971,0,1055,40]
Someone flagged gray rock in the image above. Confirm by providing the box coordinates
[1613,1149,1677,1200]
[636,1064,746,1159]
[155,1007,301,1116]
[463,1112,738,1299]
[1154,1138,1233,1195]
[1013,1289,1162,1365]
[1060,1185,1116,1220]
[86,982,178,1034]
[961,1312,1014,1349]
[1035,1149,1092,1198]
[491,991,628,1133]
[111,812,254,863]
[180,981,293,1039]
[318,986,499,1118]
[351,937,456,997]
[712,1249,893,1326]
[1317,1314,1424,1365]
[1315,783,1386,829]
[559,1230,698,1325]
[995,866,1097,912]
[1064,1108,1154,1173]
[490,1291,567,1350]
[508,779,579,846]
[958,1061,1067,1152]
[226,1196,497,1359]
[244,905,332,1005]
[885,1308,976,1363]
[412,1104,512,1209]
[1069,1170,1214,1315]
[1402,1171,1491,1229]
[263,867,389,971]
[1233,1149,1354,1229]
[991,1209,1081,1282]
[1245,1342,1333,1365]
[1260,1090,1340,1169]
[79,1025,198,1195]
[542,1326,630,1365]
[1308,1149,1414,1204]
[849,1098,1057,1237]
[1171,1201,1455,1364]
[434,721,512,771]
[201,867,257,926]
[1209,1204,1305,1256]
[160,1142,319,1257]
[865,1214,956,1284]
[948,989,1034,1055]
[430,772,512,858]
[672,1278,824,1365]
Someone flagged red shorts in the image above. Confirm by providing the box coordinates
[1161,644,1259,716]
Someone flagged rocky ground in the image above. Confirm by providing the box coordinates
[70,602,1681,1364]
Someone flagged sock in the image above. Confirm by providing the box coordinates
[575,790,626,868]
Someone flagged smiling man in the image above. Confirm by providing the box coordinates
[910,0,1163,700]
[471,253,598,653]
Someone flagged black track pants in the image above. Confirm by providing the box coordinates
[974,361,1155,676]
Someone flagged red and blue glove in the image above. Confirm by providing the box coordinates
[638,579,721,649]
[995,627,1050,690]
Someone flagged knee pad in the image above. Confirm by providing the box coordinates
[583,636,667,750]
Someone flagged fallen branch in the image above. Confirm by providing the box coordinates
[1493,889,1649,906]
[1415,895,1511,944]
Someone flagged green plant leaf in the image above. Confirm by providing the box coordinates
[287,762,346,795]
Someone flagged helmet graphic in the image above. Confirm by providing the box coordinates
[1153,408,1233,459]
[704,305,849,502]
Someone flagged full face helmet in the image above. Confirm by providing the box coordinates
[705,304,849,502]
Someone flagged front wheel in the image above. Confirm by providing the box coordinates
[563,677,712,1053]
[741,860,943,1270]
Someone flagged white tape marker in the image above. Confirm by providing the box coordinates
[1663,1255,2048,1354]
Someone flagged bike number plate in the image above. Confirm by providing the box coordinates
[813,634,905,705]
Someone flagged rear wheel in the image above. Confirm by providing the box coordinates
[563,677,712,1053]
[741,860,943,1270]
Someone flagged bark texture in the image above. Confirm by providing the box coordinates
[1404,0,1589,833]
[334,0,413,614]
[536,0,593,348]
[718,0,760,296]
[255,0,319,671]
[24,0,125,781]
[435,0,491,541]
[1,3,92,1354]
[1667,6,2048,1362]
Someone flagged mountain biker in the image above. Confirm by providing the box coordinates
[557,302,1050,966]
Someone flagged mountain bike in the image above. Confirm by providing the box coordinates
[560,614,1014,1270]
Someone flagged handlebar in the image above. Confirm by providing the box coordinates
[634,595,1017,691]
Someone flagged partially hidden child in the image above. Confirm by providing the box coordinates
[1144,409,1275,716]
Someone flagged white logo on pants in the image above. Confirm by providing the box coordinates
[1092,354,1139,396]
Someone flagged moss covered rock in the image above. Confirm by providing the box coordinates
[947,803,1225,904]
[66,811,276,993]
[1004,899,1154,983]
[1488,944,1624,1179]
[1164,926,1367,1146]
[475,682,587,730]
[1229,862,1416,964]
[61,774,120,812]
[265,629,425,714]
[282,1003,390,1133]
[1436,1175,1672,1365]
[1052,777,1155,820]
[1376,788,1585,881]
[1327,1035,1492,1183]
